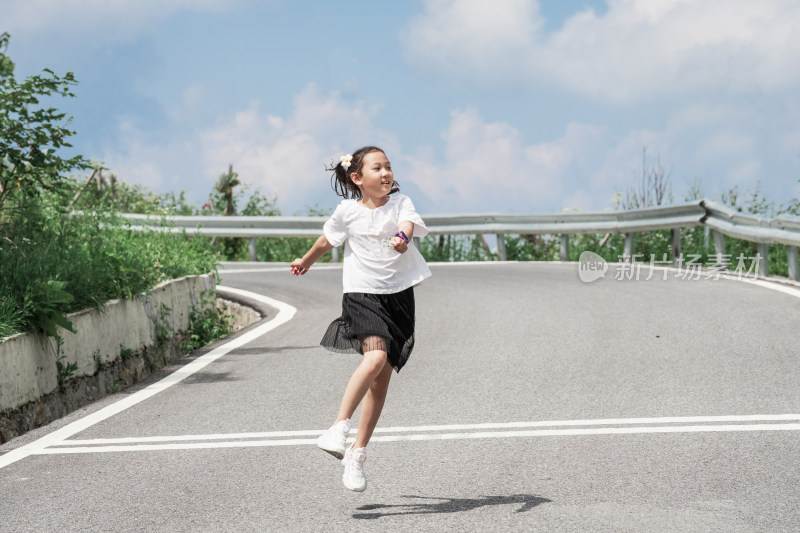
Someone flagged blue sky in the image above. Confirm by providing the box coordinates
[4,0,800,215]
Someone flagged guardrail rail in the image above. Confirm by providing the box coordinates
[115,199,800,281]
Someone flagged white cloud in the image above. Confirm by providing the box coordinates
[403,108,603,212]
[100,85,603,214]
[197,85,399,214]
[402,0,541,80]
[95,84,401,213]
[402,0,800,101]
[99,83,800,217]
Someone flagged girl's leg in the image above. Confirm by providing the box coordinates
[334,338,389,423]
[353,358,393,449]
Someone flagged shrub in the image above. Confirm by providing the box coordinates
[0,188,220,339]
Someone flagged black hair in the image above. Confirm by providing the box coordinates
[327,145,400,199]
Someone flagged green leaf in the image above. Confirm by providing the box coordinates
[42,279,74,304]
[36,308,76,336]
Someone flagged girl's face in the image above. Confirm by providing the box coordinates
[351,151,394,200]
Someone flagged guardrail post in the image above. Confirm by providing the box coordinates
[496,234,507,261]
[788,246,799,281]
[624,233,635,260]
[248,238,257,262]
[671,229,682,266]
[712,230,726,263]
[560,234,569,261]
[331,246,341,263]
[757,243,769,277]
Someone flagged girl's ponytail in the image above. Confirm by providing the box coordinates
[328,157,359,199]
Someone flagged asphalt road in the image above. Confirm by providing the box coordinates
[1,261,799,532]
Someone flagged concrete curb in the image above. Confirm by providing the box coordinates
[216,287,273,324]
[0,274,219,443]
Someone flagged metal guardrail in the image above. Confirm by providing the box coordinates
[116,213,326,238]
[116,199,800,281]
[699,200,800,280]
[701,200,800,246]
[117,204,707,236]
[424,203,706,235]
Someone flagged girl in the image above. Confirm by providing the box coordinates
[290,146,431,492]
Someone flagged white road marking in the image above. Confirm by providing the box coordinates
[35,439,319,454]
[222,264,343,274]
[0,286,296,471]
[428,261,524,267]
[54,430,327,446]
[722,275,800,298]
[48,413,800,447]
[377,413,800,432]
[31,420,800,455]
[220,261,526,274]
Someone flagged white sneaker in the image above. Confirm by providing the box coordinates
[342,446,367,492]
[317,419,350,459]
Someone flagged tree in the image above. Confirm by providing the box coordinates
[618,147,672,210]
[214,163,240,215]
[0,32,89,211]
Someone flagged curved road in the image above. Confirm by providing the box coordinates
[1,261,799,532]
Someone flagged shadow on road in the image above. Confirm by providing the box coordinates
[352,494,551,519]
[182,371,241,384]
[226,345,321,356]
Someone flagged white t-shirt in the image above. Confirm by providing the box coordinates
[323,194,432,294]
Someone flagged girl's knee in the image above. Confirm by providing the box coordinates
[361,350,387,376]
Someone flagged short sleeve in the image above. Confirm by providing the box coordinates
[398,195,428,238]
[323,203,348,247]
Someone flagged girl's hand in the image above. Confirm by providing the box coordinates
[391,236,408,254]
[290,258,310,276]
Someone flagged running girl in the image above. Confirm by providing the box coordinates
[290,146,431,492]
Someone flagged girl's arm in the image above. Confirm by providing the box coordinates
[391,221,415,254]
[291,234,335,275]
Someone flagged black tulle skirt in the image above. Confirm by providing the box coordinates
[320,287,415,372]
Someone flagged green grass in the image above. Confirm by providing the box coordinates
[0,192,220,339]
